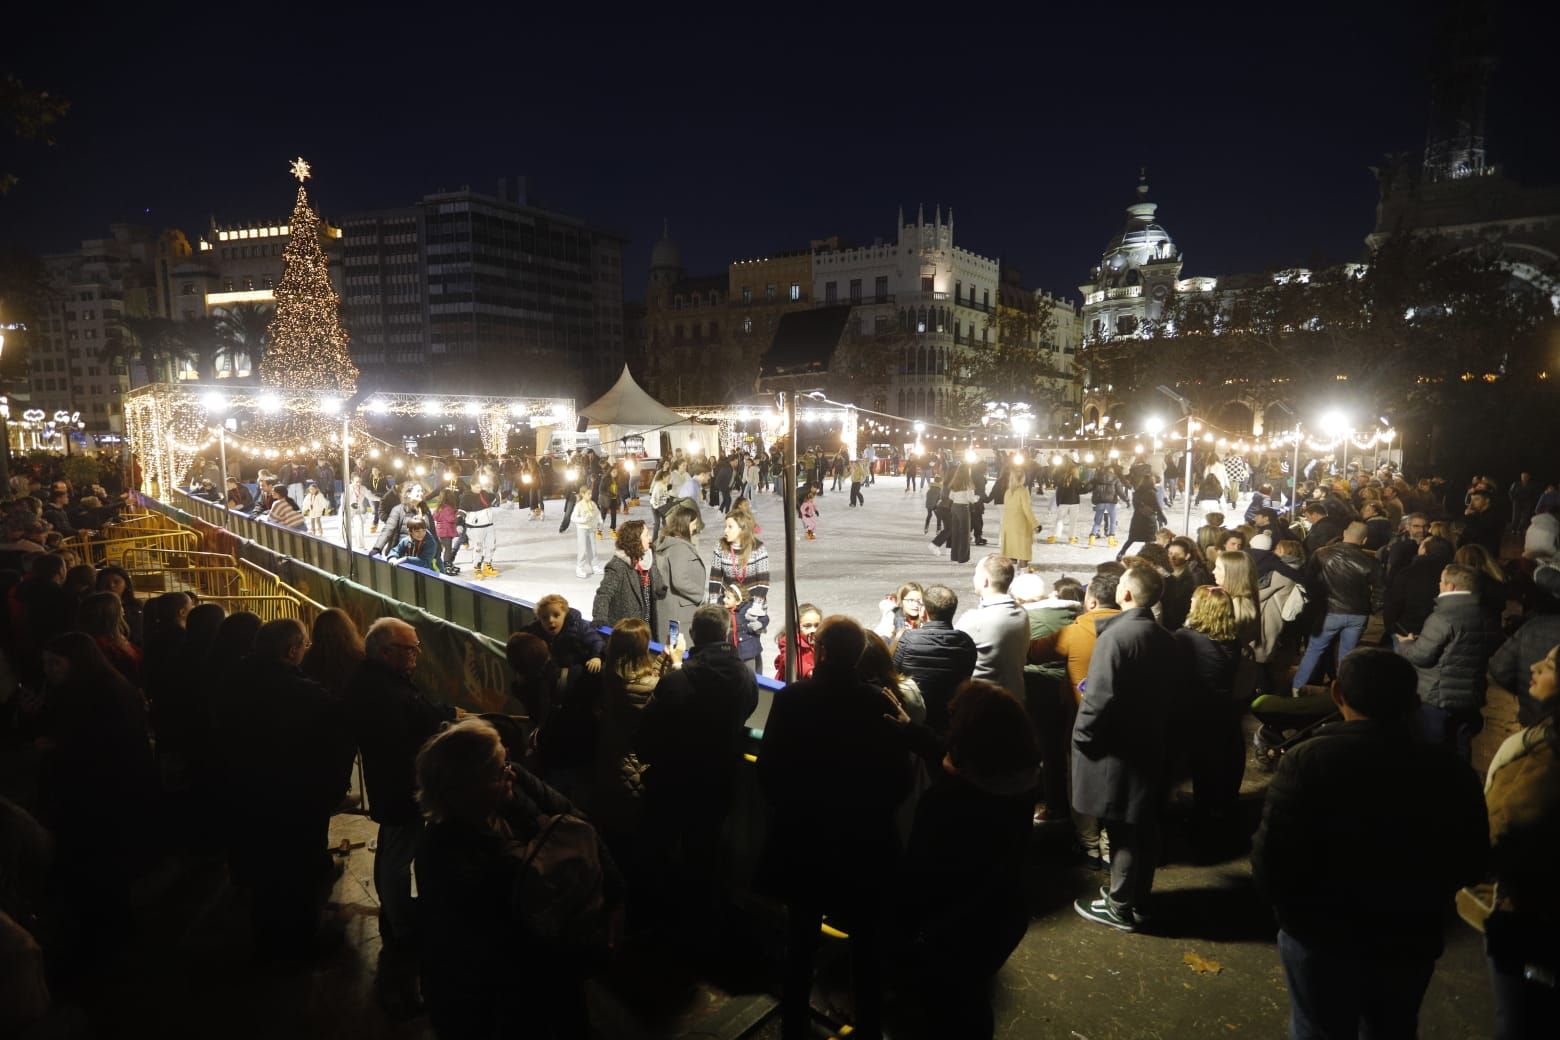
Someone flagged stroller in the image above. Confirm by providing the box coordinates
[1250,689,1340,773]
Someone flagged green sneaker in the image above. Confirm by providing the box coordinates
[1074,896,1137,932]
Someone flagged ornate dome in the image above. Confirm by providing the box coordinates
[1095,175,1180,288]
[650,219,682,272]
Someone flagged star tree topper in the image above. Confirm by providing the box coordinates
[289,156,312,182]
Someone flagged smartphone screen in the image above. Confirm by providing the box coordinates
[666,620,680,647]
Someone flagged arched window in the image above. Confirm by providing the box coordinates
[918,346,928,375]
[917,307,927,333]
[897,389,906,414]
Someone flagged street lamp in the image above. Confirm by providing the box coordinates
[1321,410,1351,476]
[203,392,231,493]
[1012,413,1032,452]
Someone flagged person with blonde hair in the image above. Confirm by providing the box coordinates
[1213,550,1261,650]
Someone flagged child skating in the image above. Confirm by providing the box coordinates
[799,484,819,540]
[572,494,601,578]
[301,481,329,536]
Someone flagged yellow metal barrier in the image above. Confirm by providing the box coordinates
[198,594,319,623]
[70,528,202,568]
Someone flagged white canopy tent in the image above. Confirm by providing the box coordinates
[576,365,716,460]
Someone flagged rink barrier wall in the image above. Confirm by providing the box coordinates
[148,491,787,714]
[135,490,778,897]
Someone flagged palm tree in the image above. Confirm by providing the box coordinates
[212,301,273,378]
[109,315,179,385]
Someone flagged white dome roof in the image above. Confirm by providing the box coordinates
[1094,180,1179,287]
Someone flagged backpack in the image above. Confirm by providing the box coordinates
[1279,580,1309,623]
[509,813,612,961]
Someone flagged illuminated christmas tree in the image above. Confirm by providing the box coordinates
[259,157,358,394]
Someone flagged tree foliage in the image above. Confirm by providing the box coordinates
[1,74,71,196]
[1079,233,1557,420]
[959,295,1071,426]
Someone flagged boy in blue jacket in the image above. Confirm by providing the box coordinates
[520,593,604,674]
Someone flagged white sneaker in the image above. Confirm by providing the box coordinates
[928,541,942,555]
[575,568,590,578]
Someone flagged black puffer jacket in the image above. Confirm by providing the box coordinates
[1309,541,1381,616]
[892,620,978,732]
[1395,593,1505,713]
[1088,471,1125,507]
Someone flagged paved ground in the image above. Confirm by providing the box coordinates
[10,483,1518,1037]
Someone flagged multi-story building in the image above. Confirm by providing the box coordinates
[339,179,626,396]
[30,224,192,438]
[641,225,815,405]
[812,205,999,421]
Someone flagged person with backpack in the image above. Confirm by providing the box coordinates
[415,718,623,1039]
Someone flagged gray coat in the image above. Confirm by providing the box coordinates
[652,534,707,645]
[1487,611,1560,726]
[1395,593,1504,713]
[1071,607,1184,824]
[954,594,1030,699]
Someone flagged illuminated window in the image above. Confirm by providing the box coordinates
[790,282,801,301]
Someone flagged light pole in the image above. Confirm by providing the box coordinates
[1154,385,1196,535]
[202,392,229,501]
[1013,413,1032,455]
[0,326,10,491]
[1322,410,1350,479]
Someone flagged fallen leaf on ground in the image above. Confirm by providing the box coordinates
[1183,951,1223,975]
[1046,973,1059,982]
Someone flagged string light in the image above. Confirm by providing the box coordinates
[257,165,358,397]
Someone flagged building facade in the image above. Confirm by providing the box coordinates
[338,181,626,397]
[812,205,999,422]
[29,224,193,438]
[641,225,814,405]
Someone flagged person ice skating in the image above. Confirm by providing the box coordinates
[1051,459,1082,544]
[460,478,499,579]
[572,494,602,578]
[301,481,329,536]
[849,456,868,508]
[387,518,440,572]
[1087,464,1125,548]
[799,485,820,541]
[431,493,464,574]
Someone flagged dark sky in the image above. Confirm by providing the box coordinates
[5,3,1556,301]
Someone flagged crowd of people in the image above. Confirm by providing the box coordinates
[3,442,1559,1039]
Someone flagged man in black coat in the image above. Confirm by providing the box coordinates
[346,617,457,1014]
[1302,502,1346,557]
[1457,487,1504,558]
[1380,512,1429,586]
[1252,649,1487,1039]
[217,619,355,961]
[1382,535,1453,638]
[1070,564,1182,932]
[892,584,978,733]
[758,616,910,1040]
[638,604,758,936]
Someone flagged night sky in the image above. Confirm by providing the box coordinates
[5,4,1556,301]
